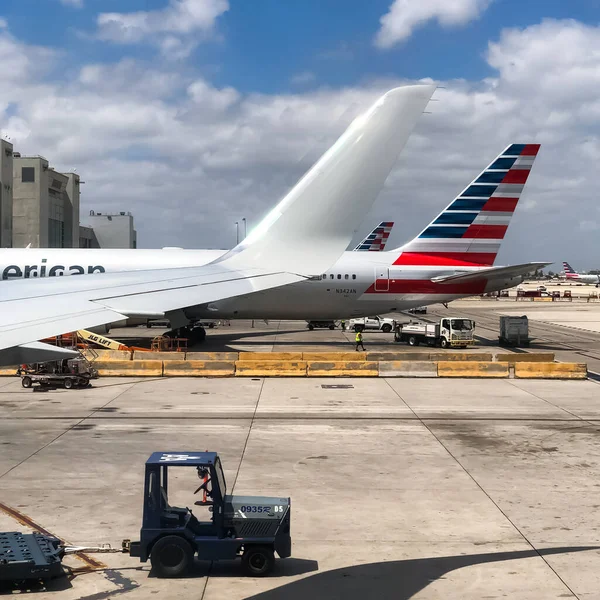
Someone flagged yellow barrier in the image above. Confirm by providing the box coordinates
[429,352,493,362]
[132,351,184,361]
[185,352,239,361]
[438,361,509,378]
[0,368,18,377]
[307,361,379,377]
[514,362,587,379]
[234,361,307,376]
[496,353,555,363]
[302,352,366,361]
[366,352,428,361]
[94,360,163,377]
[237,352,303,362]
[163,360,235,377]
[86,349,132,361]
[378,361,438,377]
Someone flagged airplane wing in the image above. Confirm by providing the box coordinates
[0,84,436,355]
[353,221,394,251]
[430,262,551,285]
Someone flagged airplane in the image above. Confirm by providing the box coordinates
[354,221,394,251]
[562,262,600,286]
[0,142,547,350]
[0,84,436,364]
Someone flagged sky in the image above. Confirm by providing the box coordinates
[1,0,599,268]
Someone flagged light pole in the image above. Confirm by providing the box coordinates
[242,217,247,240]
[235,221,239,245]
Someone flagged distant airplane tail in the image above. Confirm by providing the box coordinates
[354,221,394,251]
[563,261,579,278]
[390,144,540,267]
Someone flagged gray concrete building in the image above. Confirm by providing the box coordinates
[82,211,137,249]
[12,156,81,248]
[78,224,100,249]
[0,140,13,247]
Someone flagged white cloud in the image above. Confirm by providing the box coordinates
[2,19,600,268]
[59,0,84,8]
[375,0,492,48]
[290,71,316,86]
[0,18,7,30]
[96,0,228,57]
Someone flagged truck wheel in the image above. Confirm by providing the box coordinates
[21,376,32,388]
[64,378,74,389]
[408,336,417,346]
[151,536,193,578]
[381,324,392,334]
[242,545,275,577]
[308,323,314,330]
[440,338,449,349]
[329,324,335,330]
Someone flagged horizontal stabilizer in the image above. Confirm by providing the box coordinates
[431,262,550,285]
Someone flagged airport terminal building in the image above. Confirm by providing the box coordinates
[0,140,136,249]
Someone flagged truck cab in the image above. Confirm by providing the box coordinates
[440,318,475,348]
[130,452,291,577]
[395,317,475,348]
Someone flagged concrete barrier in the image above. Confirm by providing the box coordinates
[496,353,555,363]
[185,352,239,361]
[94,360,163,377]
[307,361,379,377]
[514,362,587,379]
[237,352,303,362]
[86,349,132,361]
[132,351,184,361]
[302,352,366,361]
[438,361,509,378]
[379,361,438,378]
[366,352,429,362]
[163,360,235,377]
[235,361,307,376]
[430,352,493,362]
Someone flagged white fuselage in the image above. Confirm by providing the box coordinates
[0,248,523,320]
[565,273,600,285]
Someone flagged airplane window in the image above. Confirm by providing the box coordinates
[344,274,349,280]
[322,274,326,279]
[330,274,334,280]
[337,274,341,279]
[352,274,356,280]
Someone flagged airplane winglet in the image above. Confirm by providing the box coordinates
[220,84,436,274]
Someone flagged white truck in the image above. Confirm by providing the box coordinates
[394,317,476,348]
[349,316,395,333]
[499,315,530,347]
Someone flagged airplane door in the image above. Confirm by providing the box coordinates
[374,268,389,292]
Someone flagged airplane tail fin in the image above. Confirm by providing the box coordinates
[391,144,540,267]
[354,221,394,251]
[563,261,578,278]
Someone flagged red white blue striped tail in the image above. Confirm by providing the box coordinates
[354,221,394,251]
[393,144,540,267]
[563,261,578,279]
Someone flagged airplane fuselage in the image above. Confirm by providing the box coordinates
[0,248,524,320]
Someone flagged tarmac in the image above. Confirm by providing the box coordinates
[2,305,600,598]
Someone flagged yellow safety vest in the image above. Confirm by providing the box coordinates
[355,332,362,342]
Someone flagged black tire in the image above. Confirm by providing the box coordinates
[21,376,32,388]
[151,536,194,578]
[208,323,215,329]
[381,324,392,334]
[440,338,449,349]
[408,336,417,347]
[64,378,74,389]
[308,323,314,331]
[242,545,275,577]
[329,324,335,330]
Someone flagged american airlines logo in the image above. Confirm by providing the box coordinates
[2,259,106,280]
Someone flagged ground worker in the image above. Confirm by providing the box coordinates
[355,329,365,351]
[341,319,346,331]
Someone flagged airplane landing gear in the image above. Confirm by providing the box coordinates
[165,325,207,345]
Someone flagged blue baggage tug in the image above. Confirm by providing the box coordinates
[129,452,292,577]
